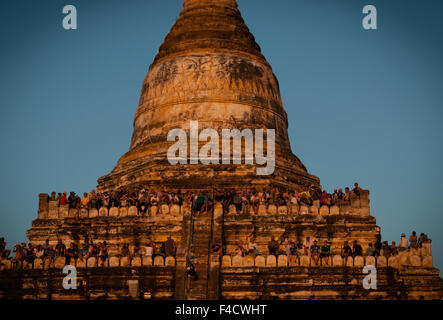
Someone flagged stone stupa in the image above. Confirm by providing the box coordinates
[1,0,441,301]
[97,0,319,192]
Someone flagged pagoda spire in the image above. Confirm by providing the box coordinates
[153,0,263,65]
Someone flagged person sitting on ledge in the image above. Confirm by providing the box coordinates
[381,241,390,257]
[133,245,141,259]
[303,236,312,256]
[246,237,259,256]
[320,241,331,265]
[390,241,398,256]
[56,240,66,257]
[68,192,78,209]
[0,237,11,260]
[399,233,408,251]
[409,231,418,249]
[100,192,110,209]
[352,182,362,197]
[50,192,56,200]
[158,242,166,257]
[235,242,244,257]
[120,243,131,260]
[79,244,88,260]
[81,192,90,209]
[301,189,313,206]
[337,188,345,201]
[418,233,428,248]
[277,193,287,208]
[206,191,214,214]
[366,243,375,257]
[249,191,259,215]
[46,245,56,262]
[24,243,35,264]
[12,243,23,267]
[120,192,129,208]
[192,192,203,215]
[66,243,78,265]
[341,241,352,261]
[42,239,50,257]
[145,241,154,257]
[242,190,251,214]
[171,191,181,208]
[268,236,280,256]
[320,190,328,206]
[289,192,299,212]
[89,190,98,209]
[331,189,339,205]
[344,188,351,201]
[288,241,298,256]
[352,240,363,257]
[98,242,108,266]
[60,191,68,205]
[311,186,321,208]
[35,245,44,259]
[158,191,169,214]
[269,188,277,206]
[185,260,197,291]
[296,242,304,256]
[165,236,176,257]
[310,240,321,266]
[233,192,242,214]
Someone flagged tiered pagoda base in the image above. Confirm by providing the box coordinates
[1,190,442,300]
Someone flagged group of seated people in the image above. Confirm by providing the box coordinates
[0,236,177,268]
[0,230,431,268]
[48,182,364,216]
[231,231,431,266]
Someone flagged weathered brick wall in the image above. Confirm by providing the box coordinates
[1,191,441,300]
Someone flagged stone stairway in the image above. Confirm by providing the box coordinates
[185,211,214,300]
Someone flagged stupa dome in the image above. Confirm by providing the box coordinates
[97,0,319,191]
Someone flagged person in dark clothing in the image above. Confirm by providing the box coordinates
[66,243,78,265]
[268,237,280,256]
[233,193,242,214]
[56,240,66,257]
[341,241,352,259]
[352,183,362,196]
[165,236,175,257]
[98,242,108,267]
[186,260,198,290]
[352,240,363,257]
[374,235,382,257]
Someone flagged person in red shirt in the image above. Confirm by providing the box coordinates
[60,191,68,205]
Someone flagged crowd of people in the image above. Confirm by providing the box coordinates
[0,236,177,268]
[0,230,431,268]
[48,182,364,216]
[231,231,431,266]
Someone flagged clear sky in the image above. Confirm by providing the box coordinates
[1,0,442,271]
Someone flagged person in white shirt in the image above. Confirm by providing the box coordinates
[289,192,299,214]
[247,237,259,256]
[399,233,408,251]
[145,242,154,257]
[303,236,312,257]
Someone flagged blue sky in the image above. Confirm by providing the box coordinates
[1,0,442,271]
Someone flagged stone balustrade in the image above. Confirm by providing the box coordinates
[0,255,176,271]
[221,250,433,269]
[224,190,371,217]
[37,190,371,220]
[38,199,184,220]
